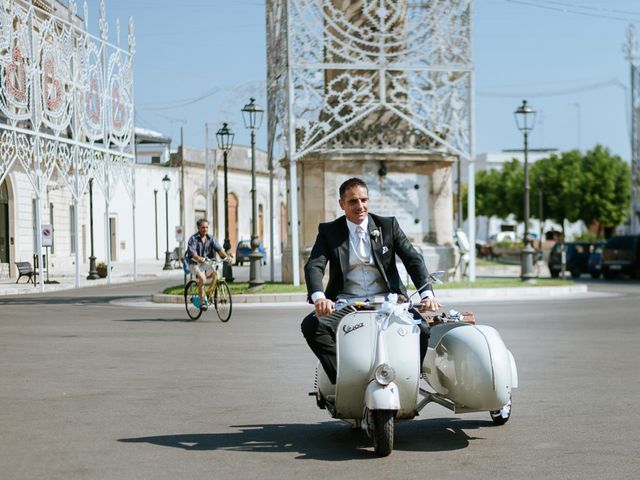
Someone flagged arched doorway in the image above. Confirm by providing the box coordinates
[228,193,238,254]
[0,180,9,267]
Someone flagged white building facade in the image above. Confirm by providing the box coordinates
[1,137,285,280]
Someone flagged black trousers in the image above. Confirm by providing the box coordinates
[301,308,430,384]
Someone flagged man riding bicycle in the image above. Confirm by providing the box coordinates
[186,219,233,310]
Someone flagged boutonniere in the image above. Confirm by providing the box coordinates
[370,229,380,241]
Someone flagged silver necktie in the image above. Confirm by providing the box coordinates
[356,226,367,259]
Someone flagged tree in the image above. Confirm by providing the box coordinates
[530,146,629,237]
[461,168,502,223]
[463,146,630,239]
[578,145,630,236]
[463,160,523,221]
[474,168,502,218]
[497,159,524,221]
[530,151,583,226]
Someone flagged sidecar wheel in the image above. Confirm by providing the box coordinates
[490,396,512,426]
[372,410,394,457]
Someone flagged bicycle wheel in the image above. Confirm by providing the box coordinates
[214,281,232,322]
[184,280,203,321]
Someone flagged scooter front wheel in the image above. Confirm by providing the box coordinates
[372,410,394,457]
[490,396,512,426]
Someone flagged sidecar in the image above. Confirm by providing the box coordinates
[419,320,518,424]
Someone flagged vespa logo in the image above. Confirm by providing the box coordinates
[343,322,364,335]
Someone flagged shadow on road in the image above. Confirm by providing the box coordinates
[0,295,146,305]
[113,314,218,325]
[118,418,491,460]
[114,317,204,323]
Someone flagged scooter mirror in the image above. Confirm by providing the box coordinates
[429,271,445,284]
[407,270,446,304]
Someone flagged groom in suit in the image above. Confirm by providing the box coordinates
[301,177,440,384]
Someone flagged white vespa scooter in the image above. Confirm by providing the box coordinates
[310,273,518,456]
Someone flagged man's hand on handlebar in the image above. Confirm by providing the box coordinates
[224,254,234,265]
[420,297,441,312]
[314,298,335,317]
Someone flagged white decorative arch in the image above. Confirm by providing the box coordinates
[267,0,472,161]
[0,0,136,287]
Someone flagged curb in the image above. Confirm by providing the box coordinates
[152,292,308,304]
[152,284,588,305]
[435,284,587,300]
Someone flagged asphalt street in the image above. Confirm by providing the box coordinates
[1,279,639,480]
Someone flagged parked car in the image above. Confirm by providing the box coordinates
[234,240,267,266]
[601,235,640,279]
[547,242,592,278]
[587,242,605,279]
[488,231,518,245]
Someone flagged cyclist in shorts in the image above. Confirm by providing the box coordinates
[186,218,233,310]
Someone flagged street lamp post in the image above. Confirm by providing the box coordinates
[154,189,159,260]
[216,122,235,282]
[242,98,265,288]
[162,175,172,270]
[514,100,537,281]
[87,178,99,280]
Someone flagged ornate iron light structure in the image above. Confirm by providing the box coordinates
[0,0,136,288]
[514,100,537,281]
[242,98,265,288]
[267,0,475,284]
[216,122,235,282]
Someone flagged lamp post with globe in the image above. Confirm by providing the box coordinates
[216,122,235,282]
[514,100,537,281]
[241,98,265,288]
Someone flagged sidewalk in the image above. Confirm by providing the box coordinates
[0,256,286,296]
[0,259,179,296]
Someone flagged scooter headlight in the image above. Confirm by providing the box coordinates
[374,364,396,386]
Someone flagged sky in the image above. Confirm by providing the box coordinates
[97,0,640,162]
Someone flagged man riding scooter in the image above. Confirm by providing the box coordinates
[301,177,440,385]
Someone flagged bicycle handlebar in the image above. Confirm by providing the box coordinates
[201,258,230,268]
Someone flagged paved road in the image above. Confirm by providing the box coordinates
[1,279,639,480]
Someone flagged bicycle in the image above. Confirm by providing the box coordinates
[184,259,233,322]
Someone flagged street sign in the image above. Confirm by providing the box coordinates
[175,226,184,243]
[41,224,53,247]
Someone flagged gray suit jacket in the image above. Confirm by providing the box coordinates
[304,213,430,303]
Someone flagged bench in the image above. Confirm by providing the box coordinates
[15,261,37,285]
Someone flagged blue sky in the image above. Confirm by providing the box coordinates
[100,0,640,161]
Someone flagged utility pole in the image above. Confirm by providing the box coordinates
[180,126,185,255]
[626,24,640,234]
[154,189,159,260]
[204,121,221,237]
